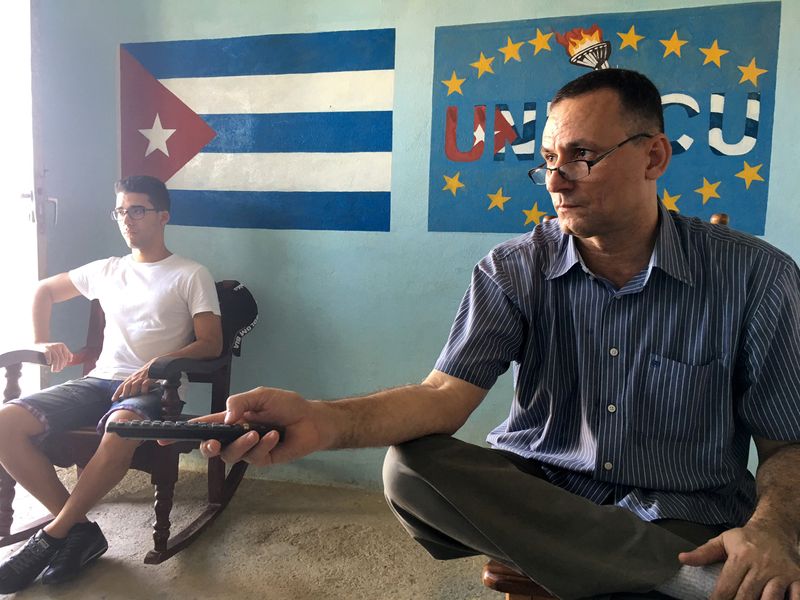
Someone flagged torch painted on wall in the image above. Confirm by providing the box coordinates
[555,25,611,70]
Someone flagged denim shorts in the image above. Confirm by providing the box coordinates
[7,376,163,438]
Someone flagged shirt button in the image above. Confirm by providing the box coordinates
[607,404,617,413]
[609,347,619,357]
[603,462,613,471]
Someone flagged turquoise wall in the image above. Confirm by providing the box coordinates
[33,0,799,487]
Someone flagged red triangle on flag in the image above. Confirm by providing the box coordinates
[120,47,216,183]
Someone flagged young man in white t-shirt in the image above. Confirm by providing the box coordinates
[0,175,223,593]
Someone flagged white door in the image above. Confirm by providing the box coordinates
[0,1,42,396]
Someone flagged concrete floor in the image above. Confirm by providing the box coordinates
[1,464,498,600]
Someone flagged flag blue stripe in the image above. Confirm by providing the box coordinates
[123,29,395,78]
[201,112,393,153]
[169,190,390,231]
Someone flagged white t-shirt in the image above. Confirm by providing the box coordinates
[69,254,220,380]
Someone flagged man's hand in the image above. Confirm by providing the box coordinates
[112,360,157,401]
[192,387,325,467]
[37,342,73,373]
[679,521,800,599]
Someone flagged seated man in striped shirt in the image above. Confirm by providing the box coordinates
[198,69,800,599]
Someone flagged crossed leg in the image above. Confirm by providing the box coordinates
[382,435,704,600]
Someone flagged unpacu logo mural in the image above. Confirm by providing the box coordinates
[429,3,779,235]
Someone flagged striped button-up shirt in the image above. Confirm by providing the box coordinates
[435,202,800,527]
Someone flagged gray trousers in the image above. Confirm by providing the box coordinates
[382,435,724,600]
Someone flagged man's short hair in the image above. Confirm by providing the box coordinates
[114,175,170,212]
[551,68,664,134]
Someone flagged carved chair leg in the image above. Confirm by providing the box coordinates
[151,476,177,553]
[3,363,23,403]
[0,466,16,536]
[160,381,184,420]
[149,446,180,554]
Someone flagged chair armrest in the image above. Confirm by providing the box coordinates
[0,345,96,370]
[0,349,48,369]
[148,355,230,382]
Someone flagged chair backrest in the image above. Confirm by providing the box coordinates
[79,300,105,376]
[215,280,258,358]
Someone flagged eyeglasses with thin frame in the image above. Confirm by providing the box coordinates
[528,133,654,185]
[110,206,160,221]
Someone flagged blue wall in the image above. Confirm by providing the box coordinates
[32,0,799,487]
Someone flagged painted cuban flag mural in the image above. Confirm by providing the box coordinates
[428,2,779,235]
[121,29,395,231]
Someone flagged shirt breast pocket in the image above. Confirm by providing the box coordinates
[635,353,726,442]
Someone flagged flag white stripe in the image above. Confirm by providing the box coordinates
[160,70,395,114]
[167,152,392,192]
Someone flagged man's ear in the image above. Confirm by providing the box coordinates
[160,210,170,226]
[645,134,672,180]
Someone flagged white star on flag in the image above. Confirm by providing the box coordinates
[138,113,176,157]
[473,124,485,147]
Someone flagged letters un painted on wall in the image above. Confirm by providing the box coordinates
[429,2,779,234]
[120,29,395,231]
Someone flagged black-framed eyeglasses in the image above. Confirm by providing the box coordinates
[528,133,653,185]
[110,206,159,221]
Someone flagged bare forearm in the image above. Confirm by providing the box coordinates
[151,337,221,363]
[750,442,800,543]
[197,372,487,470]
[314,373,486,450]
[31,285,54,343]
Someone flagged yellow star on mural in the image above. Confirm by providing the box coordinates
[699,39,729,68]
[660,30,688,58]
[499,36,525,63]
[469,52,495,78]
[487,187,511,211]
[738,58,768,86]
[735,161,765,189]
[442,172,465,196]
[661,189,681,212]
[523,202,548,226]
[441,70,466,96]
[528,28,553,55]
[617,25,644,51]
[694,178,721,205]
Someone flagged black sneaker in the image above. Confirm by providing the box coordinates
[41,522,108,585]
[0,530,63,593]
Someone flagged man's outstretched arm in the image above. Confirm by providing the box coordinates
[680,437,800,599]
[194,369,488,467]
